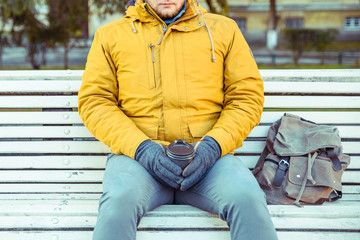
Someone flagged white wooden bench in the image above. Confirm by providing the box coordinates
[0,69,359,240]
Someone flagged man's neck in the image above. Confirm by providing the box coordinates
[163,1,187,25]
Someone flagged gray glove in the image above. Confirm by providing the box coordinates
[135,140,184,189]
[181,136,221,191]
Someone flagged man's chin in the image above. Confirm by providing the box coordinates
[162,16,176,20]
[157,11,177,20]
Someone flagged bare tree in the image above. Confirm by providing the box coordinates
[205,0,229,16]
[267,0,278,50]
[47,0,88,69]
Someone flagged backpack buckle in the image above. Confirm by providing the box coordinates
[278,159,290,171]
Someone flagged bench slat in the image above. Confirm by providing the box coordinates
[0,194,103,200]
[264,96,360,109]
[1,96,360,108]
[0,215,358,231]
[273,217,360,231]
[259,69,360,82]
[0,201,360,220]
[0,193,358,201]
[0,184,103,193]
[1,111,359,125]
[1,125,359,139]
[0,126,94,138]
[0,141,358,154]
[0,96,78,108]
[0,81,81,93]
[236,141,360,154]
[1,231,359,240]
[0,184,358,194]
[0,170,104,182]
[0,112,81,124]
[2,80,360,94]
[0,184,357,195]
[0,156,358,170]
[0,200,357,207]
[260,111,360,124]
[0,156,107,169]
[1,69,360,81]
[249,125,360,139]
[264,81,360,94]
[1,203,359,218]
[0,170,357,183]
[0,141,111,154]
[0,70,82,80]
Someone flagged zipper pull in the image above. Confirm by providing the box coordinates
[149,44,155,62]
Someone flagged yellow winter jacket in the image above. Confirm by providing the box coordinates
[78,0,264,159]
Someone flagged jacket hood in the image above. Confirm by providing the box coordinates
[127,0,136,8]
[125,0,215,61]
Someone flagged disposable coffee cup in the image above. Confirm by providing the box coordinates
[166,140,195,169]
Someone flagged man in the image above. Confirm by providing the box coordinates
[78,0,278,239]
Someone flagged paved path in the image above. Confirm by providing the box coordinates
[1,47,89,68]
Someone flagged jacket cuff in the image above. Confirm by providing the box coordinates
[113,134,150,160]
[203,136,222,158]
[206,128,237,157]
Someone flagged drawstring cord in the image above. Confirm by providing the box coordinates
[199,10,216,62]
[293,151,318,207]
[132,19,137,33]
[131,12,215,62]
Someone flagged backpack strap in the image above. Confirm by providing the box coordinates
[326,148,343,202]
[293,152,318,207]
[326,148,342,171]
[272,156,290,188]
[329,189,342,202]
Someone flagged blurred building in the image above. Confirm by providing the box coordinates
[228,0,360,44]
[2,0,358,44]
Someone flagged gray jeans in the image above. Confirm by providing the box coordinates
[92,154,278,240]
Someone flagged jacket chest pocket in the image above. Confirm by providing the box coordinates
[116,45,155,90]
[132,43,156,90]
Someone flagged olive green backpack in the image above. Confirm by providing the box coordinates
[253,113,351,207]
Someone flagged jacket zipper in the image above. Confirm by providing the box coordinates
[145,5,167,33]
[149,44,156,88]
[144,4,169,44]
[158,29,167,45]
[144,4,199,88]
[157,15,198,44]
